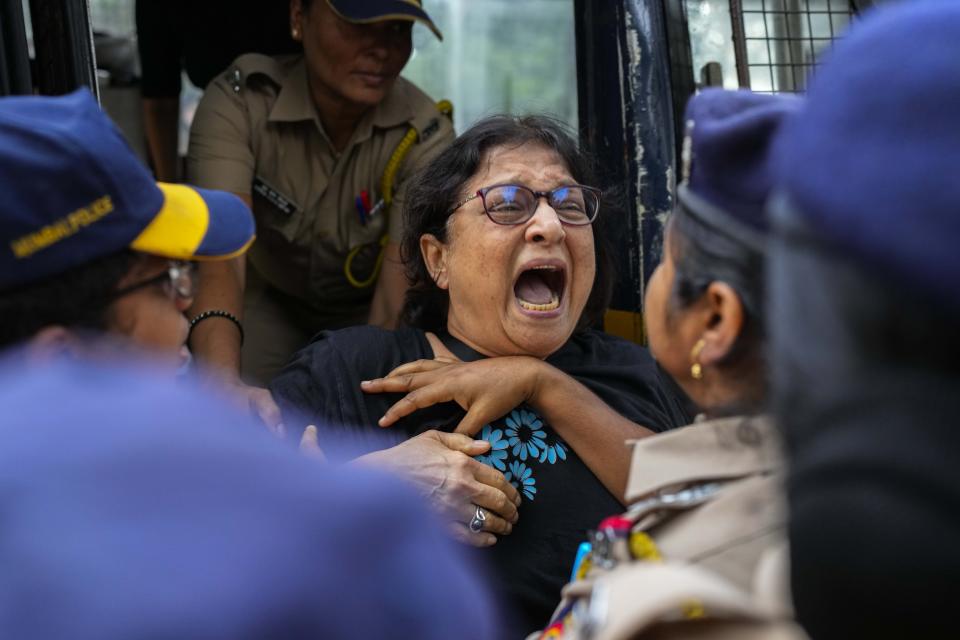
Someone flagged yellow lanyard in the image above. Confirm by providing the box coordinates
[344,100,453,289]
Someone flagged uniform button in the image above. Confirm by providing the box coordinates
[737,421,762,446]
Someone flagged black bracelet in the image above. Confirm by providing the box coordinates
[189,310,244,346]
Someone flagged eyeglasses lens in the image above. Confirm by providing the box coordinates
[484,186,533,224]
[550,187,594,225]
[482,186,598,225]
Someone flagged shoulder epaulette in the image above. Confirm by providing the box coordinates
[224,53,285,93]
[409,100,453,144]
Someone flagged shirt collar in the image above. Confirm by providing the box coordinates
[268,57,316,123]
[625,414,783,504]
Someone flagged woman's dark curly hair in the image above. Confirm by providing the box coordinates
[399,114,614,333]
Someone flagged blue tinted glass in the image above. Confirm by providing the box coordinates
[500,185,520,203]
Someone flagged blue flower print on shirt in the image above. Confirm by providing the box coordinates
[474,424,509,471]
[538,434,569,464]
[505,408,547,461]
[506,460,537,501]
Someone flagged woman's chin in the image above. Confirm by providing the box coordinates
[505,310,577,357]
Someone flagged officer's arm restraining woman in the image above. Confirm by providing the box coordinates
[186,0,453,427]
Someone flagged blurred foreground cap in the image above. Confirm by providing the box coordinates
[0,89,254,291]
[680,88,801,247]
[772,0,960,308]
[0,357,495,640]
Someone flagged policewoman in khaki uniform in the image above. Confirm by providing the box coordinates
[530,90,805,639]
[186,0,453,419]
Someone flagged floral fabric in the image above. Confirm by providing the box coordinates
[477,408,569,501]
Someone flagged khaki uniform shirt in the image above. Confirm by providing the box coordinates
[534,416,806,640]
[187,54,454,381]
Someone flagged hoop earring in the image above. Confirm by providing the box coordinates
[690,339,706,380]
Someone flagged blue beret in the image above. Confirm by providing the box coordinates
[0,89,254,291]
[0,357,497,639]
[679,88,801,245]
[772,0,960,309]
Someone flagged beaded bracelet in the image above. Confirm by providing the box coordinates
[189,310,244,346]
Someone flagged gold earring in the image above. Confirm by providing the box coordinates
[690,339,706,380]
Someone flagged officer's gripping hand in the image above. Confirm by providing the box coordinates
[361,356,547,437]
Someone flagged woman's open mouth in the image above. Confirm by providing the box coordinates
[514,265,565,312]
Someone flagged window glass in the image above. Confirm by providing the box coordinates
[741,0,852,92]
[402,0,579,132]
[685,0,854,93]
[685,0,740,89]
[88,0,135,36]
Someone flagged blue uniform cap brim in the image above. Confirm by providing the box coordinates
[130,184,255,261]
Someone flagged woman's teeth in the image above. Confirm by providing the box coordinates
[518,292,560,311]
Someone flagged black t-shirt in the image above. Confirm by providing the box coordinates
[271,326,692,633]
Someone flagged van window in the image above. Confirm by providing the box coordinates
[686,0,854,92]
[401,0,579,132]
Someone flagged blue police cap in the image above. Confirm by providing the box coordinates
[0,89,254,291]
[327,0,443,40]
[679,88,801,248]
[771,0,960,309]
[0,357,497,639]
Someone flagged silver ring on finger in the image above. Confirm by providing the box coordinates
[468,504,487,533]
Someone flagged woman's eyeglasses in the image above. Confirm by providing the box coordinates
[450,184,602,226]
[111,261,195,301]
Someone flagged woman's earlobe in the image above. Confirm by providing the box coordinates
[690,338,706,379]
[419,234,449,289]
[289,0,303,39]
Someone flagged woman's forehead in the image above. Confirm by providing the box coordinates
[473,142,574,186]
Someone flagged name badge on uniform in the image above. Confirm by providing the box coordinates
[252,176,298,217]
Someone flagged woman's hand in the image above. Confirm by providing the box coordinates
[206,371,285,437]
[239,382,285,436]
[299,425,327,462]
[354,430,521,547]
[360,356,547,437]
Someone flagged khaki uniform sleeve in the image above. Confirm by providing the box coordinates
[186,76,255,195]
[387,113,455,241]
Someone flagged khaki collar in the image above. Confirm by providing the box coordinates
[269,57,415,144]
[625,415,783,503]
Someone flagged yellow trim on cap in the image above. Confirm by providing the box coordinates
[130,183,209,258]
